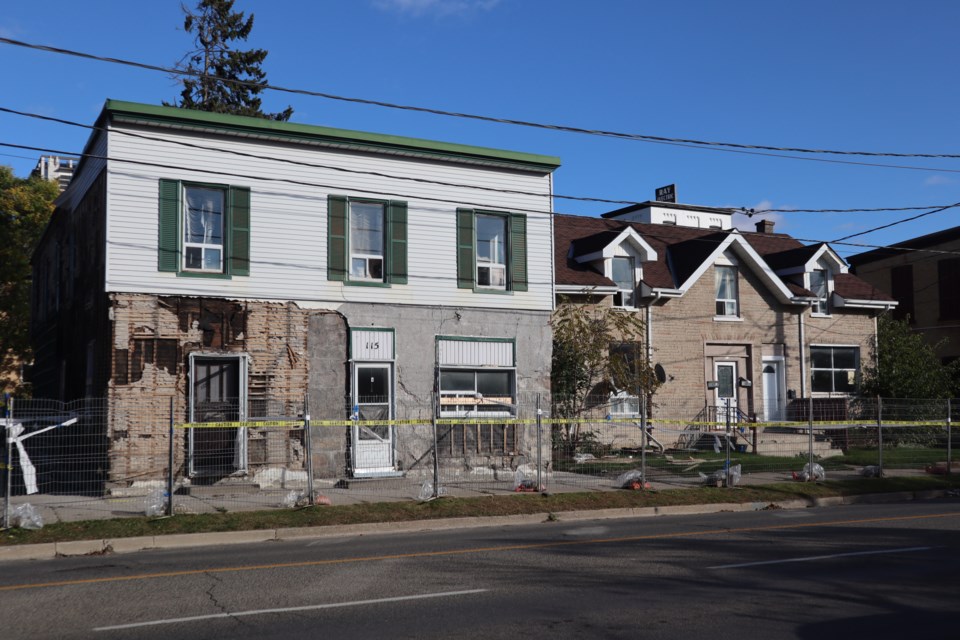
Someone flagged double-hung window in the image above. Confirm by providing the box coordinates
[810,346,859,393]
[184,187,224,272]
[611,256,636,308]
[476,214,507,289]
[457,208,527,292]
[158,179,250,277]
[715,265,739,317]
[810,269,829,315]
[327,195,407,285]
[350,201,385,281]
[608,342,640,415]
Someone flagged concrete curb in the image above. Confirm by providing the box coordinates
[0,489,950,563]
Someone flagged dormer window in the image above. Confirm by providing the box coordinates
[612,256,636,308]
[810,269,829,315]
[715,265,739,317]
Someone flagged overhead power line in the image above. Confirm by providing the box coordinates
[4,36,960,166]
[4,139,959,261]
[831,201,960,243]
[3,105,959,218]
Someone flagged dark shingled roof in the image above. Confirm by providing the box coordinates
[553,213,893,303]
[848,224,960,267]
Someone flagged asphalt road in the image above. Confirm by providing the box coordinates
[2,499,959,639]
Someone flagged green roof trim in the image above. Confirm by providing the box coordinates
[102,100,561,173]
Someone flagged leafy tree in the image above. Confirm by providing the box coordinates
[862,315,958,399]
[0,166,58,395]
[166,0,293,121]
[551,299,660,453]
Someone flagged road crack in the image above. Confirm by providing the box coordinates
[204,571,249,628]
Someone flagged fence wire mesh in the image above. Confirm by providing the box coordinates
[2,395,955,527]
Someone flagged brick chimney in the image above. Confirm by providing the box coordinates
[755,219,775,234]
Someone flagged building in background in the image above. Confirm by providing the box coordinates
[554,199,895,450]
[849,225,960,366]
[32,155,79,193]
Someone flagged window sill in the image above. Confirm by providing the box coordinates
[811,313,833,319]
[473,287,513,295]
[713,315,742,322]
[176,271,232,280]
[345,280,391,288]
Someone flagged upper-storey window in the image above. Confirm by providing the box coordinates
[611,256,636,308]
[158,179,250,277]
[810,269,829,315]
[350,201,385,281]
[327,195,407,285]
[457,208,527,293]
[476,214,507,289]
[938,258,960,320]
[183,186,225,272]
[715,265,739,317]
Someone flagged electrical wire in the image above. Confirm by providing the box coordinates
[831,201,960,243]
[3,105,959,218]
[4,36,960,163]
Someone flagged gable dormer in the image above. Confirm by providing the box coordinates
[568,226,658,308]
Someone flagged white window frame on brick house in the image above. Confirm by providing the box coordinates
[715,264,740,319]
[611,256,637,309]
[809,268,830,316]
[810,345,860,395]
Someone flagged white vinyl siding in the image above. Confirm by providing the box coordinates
[105,125,553,310]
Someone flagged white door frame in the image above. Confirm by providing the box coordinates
[714,360,738,427]
[762,356,785,422]
[351,361,398,477]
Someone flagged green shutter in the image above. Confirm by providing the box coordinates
[158,179,180,272]
[328,195,348,281]
[387,201,408,284]
[457,208,475,289]
[510,213,528,292]
[229,186,251,276]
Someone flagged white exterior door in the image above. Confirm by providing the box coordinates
[352,363,395,476]
[714,361,738,427]
[762,359,785,421]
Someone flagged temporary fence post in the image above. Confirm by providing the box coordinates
[947,398,952,476]
[166,397,175,517]
[304,394,315,503]
[3,396,11,529]
[808,395,815,476]
[432,393,440,499]
[536,393,543,492]
[640,393,647,490]
[877,396,884,476]
[725,397,732,487]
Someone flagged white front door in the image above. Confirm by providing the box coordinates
[352,363,396,476]
[714,361,738,427]
[762,359,785,421]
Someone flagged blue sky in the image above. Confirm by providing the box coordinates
[3,0,959,258]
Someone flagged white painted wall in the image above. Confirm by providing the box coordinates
[104,123,554,311]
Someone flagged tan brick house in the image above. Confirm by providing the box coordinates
[554,201,895,443]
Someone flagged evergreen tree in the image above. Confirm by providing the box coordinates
[0,167,58,394]
[166,0,293,121]
[862,315,959,398]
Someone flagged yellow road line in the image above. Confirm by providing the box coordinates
[0,511,956,593]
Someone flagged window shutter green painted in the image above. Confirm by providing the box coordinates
[510,213,528,292]
[229,186,251,276]
[387,200,408,284]
[158,179,180,272]
[328,195,348,281]
[457,208,475,289]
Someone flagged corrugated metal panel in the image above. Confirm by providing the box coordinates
[352,329,394,361]
[438,339,513,367]
[104,125,554,311]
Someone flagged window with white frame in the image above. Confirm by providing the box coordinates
[476,214,507,289]
[349,201,385,281]
[608,343,640,415]
[810,269,829,315]
[715,265,739,317]
[183,186,225,272]
[810,346,859,393]
[611,256,636,308]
